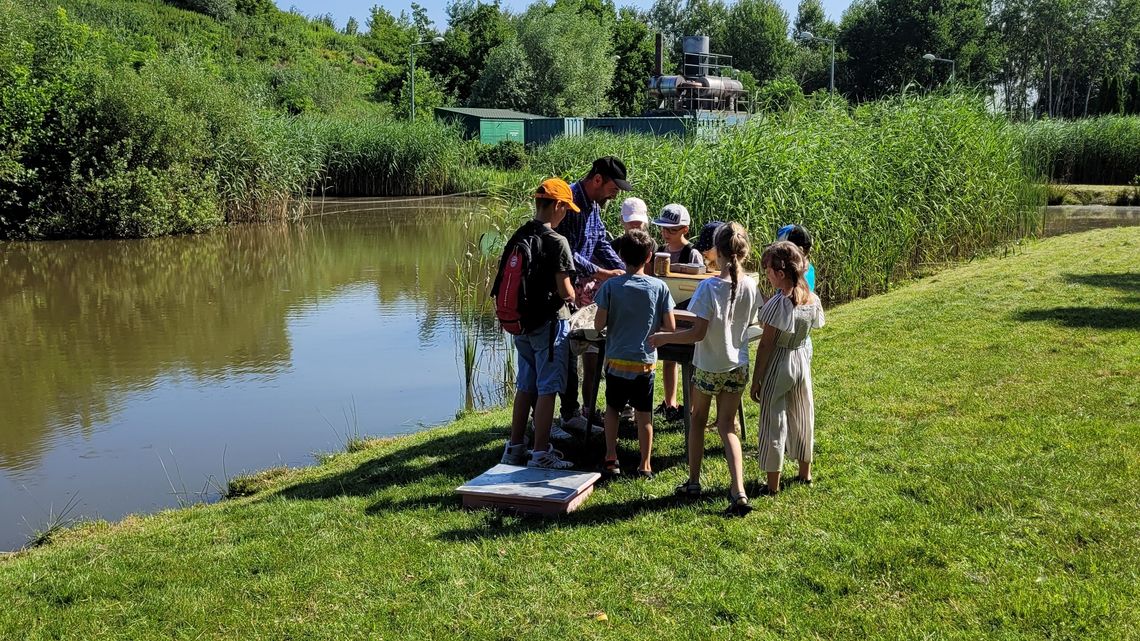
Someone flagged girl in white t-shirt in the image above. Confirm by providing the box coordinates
[650,222,762,516]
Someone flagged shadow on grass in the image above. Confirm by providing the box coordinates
[275,415,711,508]
[1063,272,1140,294]
[1013,307,1140,330]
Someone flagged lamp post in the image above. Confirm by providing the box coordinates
[409,36,444,120]
[798,31,835,94]
[922,53,955,83]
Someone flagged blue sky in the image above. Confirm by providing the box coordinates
[274,0,854,34]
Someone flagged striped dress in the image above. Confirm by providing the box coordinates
[756,290,825,472]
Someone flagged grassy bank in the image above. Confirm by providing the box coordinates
[1046,183,1140,206]
[2,227,1137,639]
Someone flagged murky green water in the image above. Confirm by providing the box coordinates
[0,198,507,551]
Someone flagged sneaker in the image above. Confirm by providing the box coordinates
[664,404,685,423]
[500,441,528,466]
[561,415,588,433]
[619,404,634,421]
[528,447,574,470]
[636,469,655,480]
[562,415,604,436]
[653,401,669,415]
[549,423,575,441]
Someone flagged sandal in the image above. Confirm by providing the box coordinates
[674,479,703,496]
[725,493,753,517]
[756,485,779,497]
[602,458,621,477]
[636,469,655,480]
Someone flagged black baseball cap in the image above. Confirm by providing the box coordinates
[589,156,633,191]
[777,224,812,253]
[694,221,725,252]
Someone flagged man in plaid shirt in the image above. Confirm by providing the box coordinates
[555,156,632,433]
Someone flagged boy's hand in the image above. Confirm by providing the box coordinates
[593,268,623,282]
[648,332,669,349]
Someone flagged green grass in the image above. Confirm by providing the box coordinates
[2,229,1138,640]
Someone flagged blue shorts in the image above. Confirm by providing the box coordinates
[514,319,569,396]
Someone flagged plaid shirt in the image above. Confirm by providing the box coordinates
[556,181,623,282]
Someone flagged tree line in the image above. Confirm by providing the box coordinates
[305,0,1140,119]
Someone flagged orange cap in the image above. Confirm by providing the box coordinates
[534,178,581,213]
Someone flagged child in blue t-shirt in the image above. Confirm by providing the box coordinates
[593,229,676,478]
[777,224,816,292]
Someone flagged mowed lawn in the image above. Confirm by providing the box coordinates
[1,228,1137,640]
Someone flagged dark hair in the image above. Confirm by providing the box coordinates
[614,229,656,267]
[714,222,750,304]
[784,224,812,255]
[761,240,810,306]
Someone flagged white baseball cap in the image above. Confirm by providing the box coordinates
[652,203,691,228]
[620,197,649,225]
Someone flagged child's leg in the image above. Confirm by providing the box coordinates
[635,410,653,472]
[633,372,655,472]
[532,393,557,453]
[785,362,816,482]
[686,385,713,483]
[759,358,794,494]
[511,391,536,445]
[715,390,746,499]
[604,405,621,462]
[663,360,679,408]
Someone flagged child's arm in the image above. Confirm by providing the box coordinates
[648,316,706,348]
[593,307,608,333]
[749,324,778,403]
[556,271,574,307]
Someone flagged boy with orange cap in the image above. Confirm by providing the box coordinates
[493,178,580,469]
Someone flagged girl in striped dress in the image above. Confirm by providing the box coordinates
[749,241,825,496]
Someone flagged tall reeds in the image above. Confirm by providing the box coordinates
[533,94,1043,302]
[1020,116,1140,185]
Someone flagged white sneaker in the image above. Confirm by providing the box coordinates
[561,415,588,433]
[619,405,634,421]
[528,447,574,469]
[500,441,528,466]
[549,423,575,441]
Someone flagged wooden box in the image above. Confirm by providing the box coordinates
[456,464,601,515]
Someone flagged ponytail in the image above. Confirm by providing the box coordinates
[713,222,750,305]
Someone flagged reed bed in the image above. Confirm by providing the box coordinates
[1021,116,1140,185]
[533,94,1043,302]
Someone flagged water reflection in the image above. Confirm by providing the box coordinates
[1042,205,1140,237]
[0,198,504,550]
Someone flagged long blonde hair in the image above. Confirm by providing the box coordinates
[761,240,810,306]
[714,222,750,304]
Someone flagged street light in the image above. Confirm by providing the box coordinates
[922,53,955,83]
[798,31,835,94]
[409,36,445,120]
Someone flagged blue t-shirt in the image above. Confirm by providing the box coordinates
[594,273,675,373]
[806,263,816,292]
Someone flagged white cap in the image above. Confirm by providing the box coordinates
[620,197,649,225]
[652,203,691,228]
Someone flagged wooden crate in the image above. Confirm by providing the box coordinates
[456,464,601,515]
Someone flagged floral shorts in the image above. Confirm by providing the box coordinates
[693,365,749,396]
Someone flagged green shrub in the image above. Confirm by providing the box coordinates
[477,140,528,170]
[168,0,236,22]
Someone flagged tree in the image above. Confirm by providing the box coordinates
[426,2,513,104]
[397,67,448,119]
[647,0,730,73]
[469,40,535,110]
[722,0,792,84]
[512,1,616,115]
[837,0,995,101]
[609,8,655,115]
[344,16,359,36]
[364,5,416,65]
[789,0,839,93]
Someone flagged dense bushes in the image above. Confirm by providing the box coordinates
[1021,116,1140,185]
[534,94,1042,302]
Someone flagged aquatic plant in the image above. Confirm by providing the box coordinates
[1020,115,1140,186]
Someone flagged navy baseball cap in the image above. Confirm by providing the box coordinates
[693,221,725,252]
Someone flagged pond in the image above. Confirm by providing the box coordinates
[0,198,509,551]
